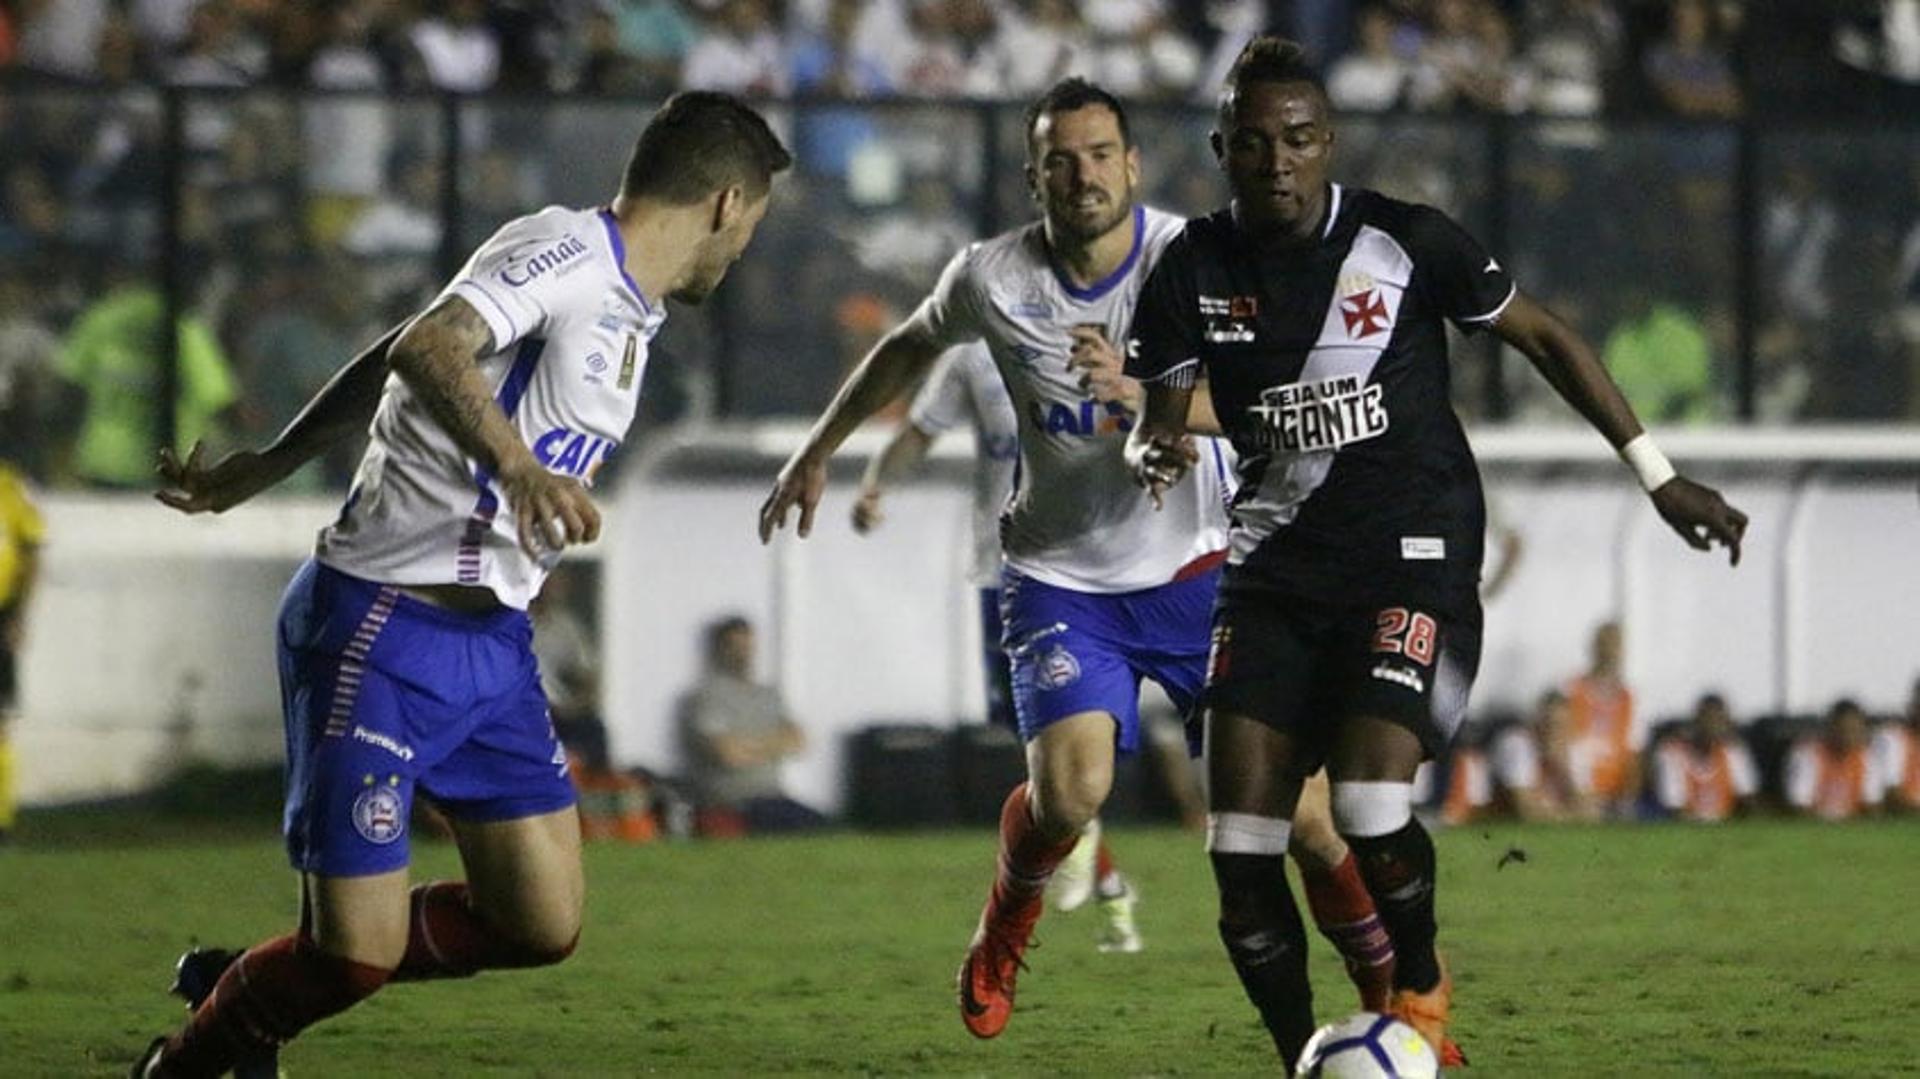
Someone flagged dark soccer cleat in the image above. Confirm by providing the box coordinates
[129,1036,167,1078]
[167,947,281,1079]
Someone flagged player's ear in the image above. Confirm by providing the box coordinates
[1023,162,1040,206]
[1125,144,1140,188]
[1209,129,1224,166]
[712,184,746,233]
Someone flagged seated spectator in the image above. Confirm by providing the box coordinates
[1602,285,1717,424]
[1327,4,1414,112]
[1642,0,1742,119]
[1520,0,1624,116]
[1871,677,1920,813]
[1446,693,1598,824]
[1651,693,1758,822]
[677,614,827,836]
[1409,0,1520,113]
[1564,620,1646,818]
[1786,699,1879,820]
[681,0,788,97]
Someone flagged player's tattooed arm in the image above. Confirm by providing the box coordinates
[761,323,946,542]
[389,296,600,553]
[1494,290,1747,564]
[157,323,403,514]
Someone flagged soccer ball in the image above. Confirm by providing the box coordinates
[1294,1012,1440,1078]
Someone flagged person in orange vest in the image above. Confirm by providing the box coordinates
[1563,620,1644,818]
[1870,678,1920,814]
[1651,693,1757,823]
[1786,699,1879,820]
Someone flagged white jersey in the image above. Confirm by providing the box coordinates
[318,205,666,610]
[907,344,1017,586]
[904,204,1233,593]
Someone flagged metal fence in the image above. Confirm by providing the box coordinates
[3,86,1915,489]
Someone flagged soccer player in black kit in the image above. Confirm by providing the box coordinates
[1124,37,1748,1069]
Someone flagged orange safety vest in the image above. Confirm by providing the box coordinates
[1567,675,1635,798]
[1892,727,1920,809]
[1441,748,1487,826]
[1669,742,1739,822]
[1810,744,1871,820]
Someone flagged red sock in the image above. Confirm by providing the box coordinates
[161,933,389,1076]
[986,783,1076,929]
[1300,851,1396,1010]
[391,881,578,982]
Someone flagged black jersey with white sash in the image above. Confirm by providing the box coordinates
[1126,185,1515,609]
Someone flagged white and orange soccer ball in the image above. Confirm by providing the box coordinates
[1293,1012,1440,1078]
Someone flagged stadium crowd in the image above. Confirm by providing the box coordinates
[2,2,1918,491]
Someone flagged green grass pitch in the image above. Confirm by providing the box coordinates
[2,813,1915,1076]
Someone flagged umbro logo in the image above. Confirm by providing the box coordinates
[1483,257,1501,274]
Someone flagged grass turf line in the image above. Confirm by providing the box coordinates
[1,817,1914,1076]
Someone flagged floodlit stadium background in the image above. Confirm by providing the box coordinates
[3,0,1917,815]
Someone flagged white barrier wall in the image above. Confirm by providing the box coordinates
[13,433,1920,811]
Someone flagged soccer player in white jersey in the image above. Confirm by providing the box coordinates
[136,92,789,1078]
[760,79,1394,1041]
[856,344,1147,951]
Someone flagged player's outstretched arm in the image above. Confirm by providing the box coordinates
[1493,291,1747,565]
[1123,380,1199,511]
[759,325,945,543]
[389,296,597,554]
[156,322,405,514]
[852,421,936,535]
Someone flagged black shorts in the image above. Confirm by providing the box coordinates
[1202,588,1482,760]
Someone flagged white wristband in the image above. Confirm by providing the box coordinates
[1619,433,1676,492]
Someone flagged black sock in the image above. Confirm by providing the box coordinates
[1210,851,1316,1068]
[1346,819,1440,993]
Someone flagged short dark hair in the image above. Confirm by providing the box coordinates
[1219,35,1327,126]
[620,91,792,204]
[1023,77,1131,159]
[704,613,752,660]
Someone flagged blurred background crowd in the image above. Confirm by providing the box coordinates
[0,0,1916,493]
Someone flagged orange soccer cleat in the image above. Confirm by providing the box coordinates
[956,903,1041,1039]
[1389,955,1466,1067]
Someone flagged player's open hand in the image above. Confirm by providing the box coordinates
[850,486,884,534]
[1124,432,1198,510]
[760,453,828,543]
[1650,475,1748,565]
[154,442,282,514]
[498,459,600,555]
[1067,325,1139,409]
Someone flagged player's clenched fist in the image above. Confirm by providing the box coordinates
[1122,430,1197,510]
[760,453,828,542]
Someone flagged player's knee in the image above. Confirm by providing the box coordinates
[513,928,579,968]
[1286,806,1348,869]
[1329,780,1415,838]
[1031,769,1107,836]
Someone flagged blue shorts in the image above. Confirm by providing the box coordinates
[278,560,576,876]
[978,587,1015,730]
[999,567,1218,755]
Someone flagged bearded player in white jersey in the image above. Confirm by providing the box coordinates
[759,79,1394,1041]
[137,92,789,1078]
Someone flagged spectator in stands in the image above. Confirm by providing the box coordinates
[1602,283,1716,423]
[1564,620,1645,818]
[682,0,789,97]
[789,0,892,179]
[1871,677,1920,813]
[0,456,43,844]
[606,0,700,95]
[404,0,501,93]
[1642,0,1742,119]
[0,272,69,479]
[13,0,110,81]
[994,0,1092,97]
[162,0,267,87]
[1651,692,1757,822]
[57,275,237,489]
[1519,0,1624,116]
[1786,699,1879,820]
[1326,4,1413,112]
[1080,0,1202,102]
[677,614,828,835]
[301,1,390,250]
[1410,0,1519,113]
